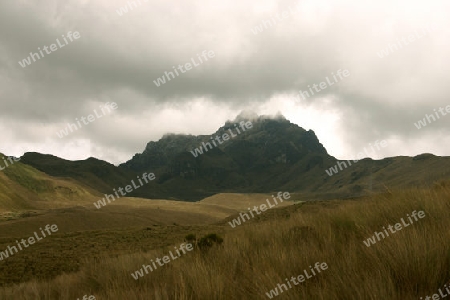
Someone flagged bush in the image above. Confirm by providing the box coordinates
[184,233,224,251]
[184,234,197,243]
[197,233,223,251]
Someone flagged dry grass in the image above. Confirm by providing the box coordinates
[0,185,449,299]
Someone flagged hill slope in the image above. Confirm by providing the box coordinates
[0,154,99,213]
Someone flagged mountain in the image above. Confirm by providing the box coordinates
[118,113,335,199]
[15,113,450,201]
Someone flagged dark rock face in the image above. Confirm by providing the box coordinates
[114,115,330,196]
[121,114,329,173]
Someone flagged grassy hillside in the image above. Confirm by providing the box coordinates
[19,153,140,194]
[0,157,99,215]
[300,154,450,199]
[0,184,449,299]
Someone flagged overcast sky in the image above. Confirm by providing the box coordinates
[0,0,449,165]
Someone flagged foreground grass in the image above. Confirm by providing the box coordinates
[1,184,449,299]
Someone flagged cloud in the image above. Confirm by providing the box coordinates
[0,0,449,164]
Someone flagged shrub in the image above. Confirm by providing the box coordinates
[184,234,197,243]
[197,233,223,251]
[184,233,224,251]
